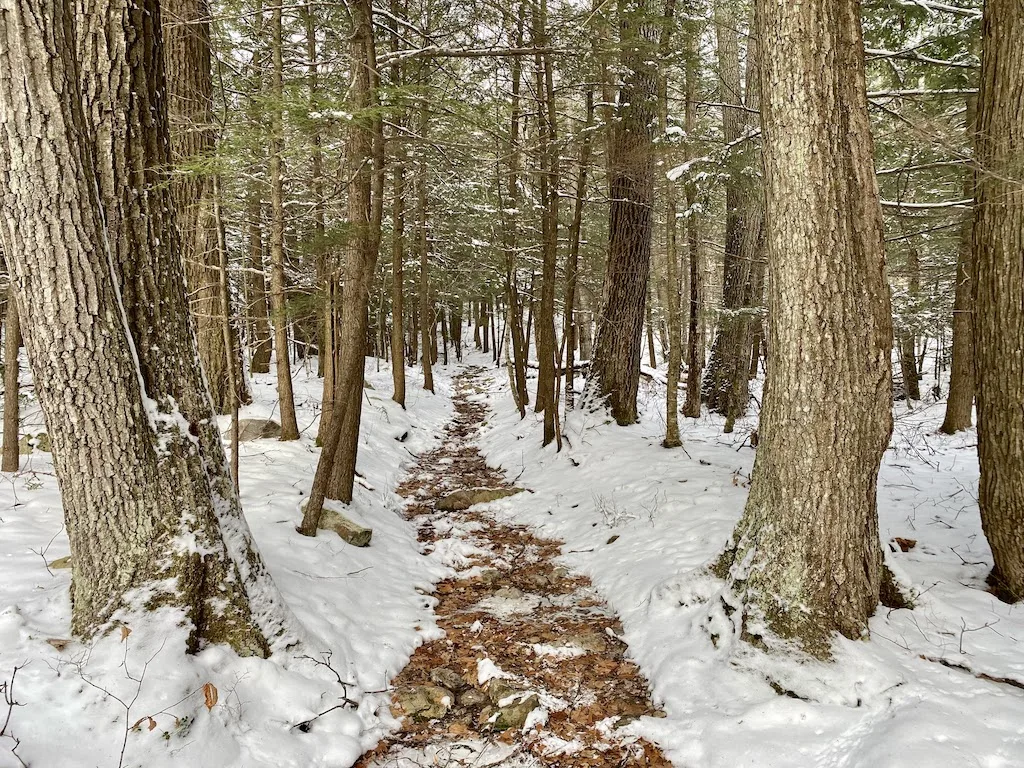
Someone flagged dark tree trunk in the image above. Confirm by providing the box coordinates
[973,0,1024,602]
[587,0,658,426]
[941,95,977,434]
[1,301,20,473]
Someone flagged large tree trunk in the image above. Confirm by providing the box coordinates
[940,95,977,434]
[299,0,383,527]
[1,0,294,654]
[1,301,19,473]
[714,0,893,657]
[268,3,300,440]
[973,0,1024,602]
[586,0,658,426]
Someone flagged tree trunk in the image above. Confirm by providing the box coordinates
[658,0,681,448]
[1,301,19,473]
[714,0,894,657]
[1,0,294,654]
[681,35,703,419]
[533,0,559,446]
[973,0,1024,602]
[268,3,300,440]
[417,109,434,394]
[565,88,595,411]
[940,95,977,434]
[299,0,383,526]
[391,148,408,406]
[164,0,244,414]
[586,0,658,426]
[702,0,762,424]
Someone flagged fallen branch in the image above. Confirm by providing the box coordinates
[919,655,1024,691]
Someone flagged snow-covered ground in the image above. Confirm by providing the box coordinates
[1,345,1022,768]
[475,354,1024,768]
[0,357,457,768]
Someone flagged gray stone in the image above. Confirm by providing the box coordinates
[18,433,51,454]
[391,685,454,722]
[314,508,373,547]
[429,667,467,692]
[436,487,523,511]
[486,679,520,706]
[494,586,523,600]
[457,688,489,709]
[237,419,282,441]
[492,694,541,731]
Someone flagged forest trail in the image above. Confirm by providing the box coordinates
[356,367,672,768]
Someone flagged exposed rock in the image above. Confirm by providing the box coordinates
[315,508,372,547]
[494,586,523,600]
[391,685,454,722]
[457,688,489,709]
[18,433,51,454]
[436,487,523,511]
[237,419,281,441]
[429,667,468,692]
[486,679,520,705]
[492,694,540,731]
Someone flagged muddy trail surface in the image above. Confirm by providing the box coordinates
[356,367,671,768]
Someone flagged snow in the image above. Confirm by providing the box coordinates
[472,354,1024,768]
[2,343,1022,767]
[0,356,454,768]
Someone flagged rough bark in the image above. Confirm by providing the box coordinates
[973,0,1024,602]
[586,0,658,426]
[417,100,434,394]
[681,46,703,420]
[1,0,294,654]
[268,3,300,440]
[659,0,681,448]
[714,0,894,656]
[940,95,977,434]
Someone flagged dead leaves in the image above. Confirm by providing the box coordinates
[356,368,671,768]
[203,682,218,710]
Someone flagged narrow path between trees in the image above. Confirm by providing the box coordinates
[356,367,671,768]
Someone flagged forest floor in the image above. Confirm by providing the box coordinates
[1,348,1023,768]
[357,368,670,768]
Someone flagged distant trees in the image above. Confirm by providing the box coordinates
[714,0,894,655]
[972,0,1023,601]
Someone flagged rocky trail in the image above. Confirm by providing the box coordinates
[356,368,671,768]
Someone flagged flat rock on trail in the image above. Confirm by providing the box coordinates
[356,368,671,768]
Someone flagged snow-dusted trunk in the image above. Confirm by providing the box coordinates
[268,4,300,440]
[702,3,763,425]
[940,95,976,435]
[587,0,658,426]
[973,0,1024,601]
[1,0,294,654]
[715,0,893,656]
